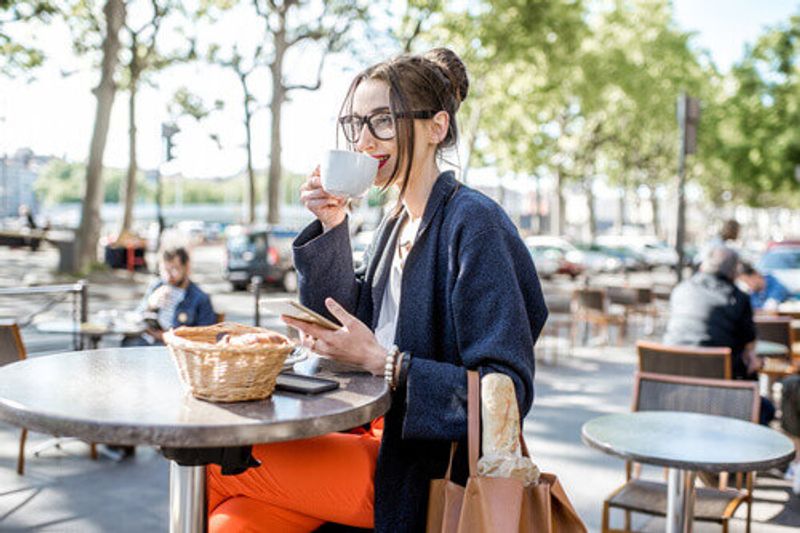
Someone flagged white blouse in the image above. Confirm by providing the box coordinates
[374,214,421,350]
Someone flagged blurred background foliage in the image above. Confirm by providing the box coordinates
[3,0,800,210]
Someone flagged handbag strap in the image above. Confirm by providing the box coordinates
[467,369,480,477]
[443,441,457,480]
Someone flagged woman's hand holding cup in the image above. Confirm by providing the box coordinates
[300,166,347,232]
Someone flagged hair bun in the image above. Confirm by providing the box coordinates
[423,48,469,107]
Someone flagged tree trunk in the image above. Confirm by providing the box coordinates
[243,77,255,225]
[461,104,482,184]
[554,167,565,236]
[267,23,287,225]
[76,0,126,272]
[616,188,625,233]
[649,184,661,239]
[585,179,597,241]
[120,59,139,235]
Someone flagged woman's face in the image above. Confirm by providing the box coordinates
[349,79,399,188]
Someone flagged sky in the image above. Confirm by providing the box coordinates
[1,0,798,180]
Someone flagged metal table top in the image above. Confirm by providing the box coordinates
[582,411,794,473]
[0,347,390,447]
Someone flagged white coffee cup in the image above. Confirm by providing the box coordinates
[320,149,379,198]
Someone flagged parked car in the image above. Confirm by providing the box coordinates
[176,220,206,245]
[525,236,584,277]
[573,243,625,273]
[596,245,648,271]
[526,244,560,279]
[224,225,299,292]
[757,246,800,295]
[596,235,677,270]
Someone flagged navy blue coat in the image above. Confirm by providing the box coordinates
[141,279,216,328]
[293,171,547,531]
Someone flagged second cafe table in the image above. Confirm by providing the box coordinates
[0,346,391,533]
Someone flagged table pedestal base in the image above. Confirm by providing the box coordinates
[170,462,207,533]
[666,468,696,533]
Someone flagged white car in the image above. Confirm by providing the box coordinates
[758,246,800,295]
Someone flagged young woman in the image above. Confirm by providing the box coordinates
[207,47,547,532]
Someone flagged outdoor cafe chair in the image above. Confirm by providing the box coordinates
[607,286,658,337]
[0,320,28,475]
[0,319,97,474]
[636,340,732,380]
[573,287,627,346]
[601,371,760,533]
[539,291,573,364]
[754,315,799,399]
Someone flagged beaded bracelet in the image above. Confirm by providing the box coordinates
[384,344,400,388]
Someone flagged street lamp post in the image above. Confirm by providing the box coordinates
[675,93,700,282]
[158,123,180,248]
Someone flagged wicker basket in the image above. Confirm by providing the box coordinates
[164,322,294,402]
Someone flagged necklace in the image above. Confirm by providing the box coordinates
[398,215,421,267]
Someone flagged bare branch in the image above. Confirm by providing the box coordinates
[285,49,326,92]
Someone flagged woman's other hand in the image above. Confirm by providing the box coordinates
[300,166,347,232]
[281,297,386,376]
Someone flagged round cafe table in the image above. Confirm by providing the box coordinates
[582,411,794,533]
[0,347,390,533]
[36,319,145,349]
[755,339,789,358]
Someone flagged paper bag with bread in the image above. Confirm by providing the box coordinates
[426,371,586,533]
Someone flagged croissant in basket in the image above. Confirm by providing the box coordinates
[164,322,294,402]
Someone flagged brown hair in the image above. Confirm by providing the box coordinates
[162,246,189,265]
[339,47,469,205]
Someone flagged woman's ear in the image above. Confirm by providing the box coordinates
[429,111,450,145]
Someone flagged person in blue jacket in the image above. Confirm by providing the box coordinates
[738,262,792,311]
[122,246,216,346]
[207,48,547,532]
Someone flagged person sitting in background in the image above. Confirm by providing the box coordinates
[664,245,774,425]
[694,218,740,269]
[122,246,216,346]
[18,204,40,251]
[737,262,792,311]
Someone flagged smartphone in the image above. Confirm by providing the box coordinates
[142,315,163,331]
[261,298,341,330]
[275,372,340,394]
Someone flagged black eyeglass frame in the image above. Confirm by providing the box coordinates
[338,109,440,143]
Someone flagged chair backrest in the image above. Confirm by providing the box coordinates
[754,316,793,354]
[637,340,732,380]
[543,292,571,314]
[574,288,606,313]
[634,371,759,423]
[607,286,637,306]
[0,319,27,366]
[635,287,653,305]
[214,312,226,324]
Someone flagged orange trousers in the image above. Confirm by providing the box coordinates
[208,421,381,533]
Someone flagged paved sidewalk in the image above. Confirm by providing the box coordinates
[1,245,799,531]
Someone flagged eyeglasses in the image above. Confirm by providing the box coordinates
[338,109,438,143]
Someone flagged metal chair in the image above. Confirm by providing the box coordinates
[754,315,799,403]
[0,320,27,475]
[1,319,98,473]
[754,315,794,355]
[602,372,760,533]
[637,340,732,380]
[539,292,573,364]
[573,288,627,345]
